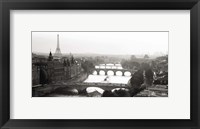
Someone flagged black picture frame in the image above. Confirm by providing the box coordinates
[0,0,199,129]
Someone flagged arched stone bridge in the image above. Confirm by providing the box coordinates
[94,64,136,76]
[94,68,132,76]
[33,83,129,97]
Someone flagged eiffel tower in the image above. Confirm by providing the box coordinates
[54,34,62,58]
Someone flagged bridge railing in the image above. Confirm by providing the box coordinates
[95,67,123,69]
[95,66,123,69]
[60,82,127,87]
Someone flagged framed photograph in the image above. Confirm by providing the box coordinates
[0,0,199,129]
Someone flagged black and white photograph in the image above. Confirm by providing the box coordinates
[32,31,168,97]
[2,0,200,128]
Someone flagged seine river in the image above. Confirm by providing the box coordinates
[45,64,131,97]
[84,63,131,84]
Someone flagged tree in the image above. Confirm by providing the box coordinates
[140,63,150,71]
[66,59,71,66]
[112,89,130,97]
[102,90,116,97]
[63,59,67,66]
[71,56,75,65]
[129,69,145,96]
[130,61,140,68]
[144,54,149,59]
[151,60,156,68]
[130,70,144,88]
[145,68,154,86]
[81,60,95,74]
[130,55,136,60]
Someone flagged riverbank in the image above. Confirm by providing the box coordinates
[32,72,88,97]
[63,72,88,83]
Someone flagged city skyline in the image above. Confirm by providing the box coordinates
[32,31,168,97]
[32,32,168,56]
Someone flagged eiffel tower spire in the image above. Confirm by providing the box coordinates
[54,34,62,58]
[57,34,60,49]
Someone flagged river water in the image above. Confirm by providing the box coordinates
[45,64,131,97]
[84,64,131,84]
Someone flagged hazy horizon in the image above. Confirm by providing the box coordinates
[32,31,168,56]
[32,51,166,57]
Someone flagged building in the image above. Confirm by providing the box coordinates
[32,51,82,86]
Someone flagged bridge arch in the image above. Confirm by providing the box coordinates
[99,70,106,75]
[92,70,97,75]
[107,70,114,76]
[116,71,123,76]
[124,71,131,76]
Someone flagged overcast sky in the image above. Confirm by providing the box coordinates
[32,31,168,55]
